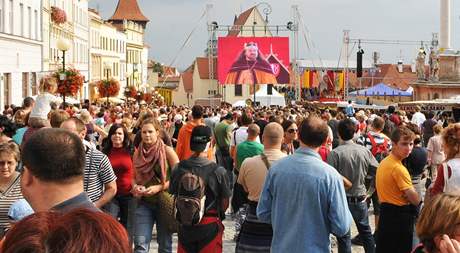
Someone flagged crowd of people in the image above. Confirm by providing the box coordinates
[1,75,460,253]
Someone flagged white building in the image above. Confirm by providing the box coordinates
[72,0,90,99]
[142,45,149,90]
[0,0,42,109]
[44,0,90,100]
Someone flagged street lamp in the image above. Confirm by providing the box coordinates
[133,63,139,90]
[57,38,71,107]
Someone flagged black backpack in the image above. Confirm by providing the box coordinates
[174,162,217,226]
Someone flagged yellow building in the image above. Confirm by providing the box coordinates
[89,9,126,101]
[174,6,272,106]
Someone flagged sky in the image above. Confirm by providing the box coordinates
[89,0,460,71]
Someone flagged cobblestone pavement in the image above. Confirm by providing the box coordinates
[151,211,376,252]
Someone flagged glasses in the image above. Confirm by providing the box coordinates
[287,128,298,133]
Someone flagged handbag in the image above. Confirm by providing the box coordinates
[156,188,179,234]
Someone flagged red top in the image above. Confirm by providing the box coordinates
[108,147,134,196]
[431,164,451,196]
[318,146,330,162]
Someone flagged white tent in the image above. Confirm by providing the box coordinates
[253,85,286,107]
[232,100,247,108]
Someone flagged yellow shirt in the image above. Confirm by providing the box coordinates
[376,153,413,206]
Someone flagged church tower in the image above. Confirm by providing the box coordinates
[108,0,149,90]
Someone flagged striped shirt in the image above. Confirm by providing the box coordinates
[84,143,117,203]
[0,174,23,232]
[356,131,392,155]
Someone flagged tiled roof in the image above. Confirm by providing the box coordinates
[159,76,180,82]
[181,71,193,93]
[227,7,255,37]
[196,57,217,80]
[109,0,149,22]
[356,64,421,91]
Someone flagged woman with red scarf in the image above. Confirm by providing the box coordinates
[132,118,179,253]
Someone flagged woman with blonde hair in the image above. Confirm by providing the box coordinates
[0,142,23,237]
[427,124,446,182]
[413,194,460,253]
[430,123,460,196]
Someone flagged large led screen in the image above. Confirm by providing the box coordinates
[218,37,290,85]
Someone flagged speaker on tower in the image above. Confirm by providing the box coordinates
[267,84,273,95]
[357,48,364,77]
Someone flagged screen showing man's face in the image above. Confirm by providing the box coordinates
[245,47,258,61]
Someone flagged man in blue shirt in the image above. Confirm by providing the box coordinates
[346,100,355,117]
[257,116,352,253]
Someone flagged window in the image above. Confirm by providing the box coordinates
[28,6,31,38]
[31,73,37,95]
[235,84,242,96]
[9,0,12,34]
[4,73,11,106]
[34,10,38,40]
[19,3,23,36]
[0,0,4,32]
[22,72,29,98]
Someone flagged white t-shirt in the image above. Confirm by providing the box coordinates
[411,112,426,128]
[230,126,261,147]
[30,92,59,119]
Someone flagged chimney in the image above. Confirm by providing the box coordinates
[397,59,403,73]
[411,60,416,73]
[373,52,380,66]
[440,0,451,50]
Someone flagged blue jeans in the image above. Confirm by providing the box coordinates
[105,194,136,244]
[133,201,173,253]
[337,200,375,253]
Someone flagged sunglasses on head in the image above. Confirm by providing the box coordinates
[287,128,298,133]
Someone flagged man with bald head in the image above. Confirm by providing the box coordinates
[257,117,351,252]
[236,122,286,252]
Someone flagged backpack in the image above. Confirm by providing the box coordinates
[174,162,216,226]
[367,133,389,163]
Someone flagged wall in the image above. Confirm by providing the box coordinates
[173,76,190,106]
[0,0,42,109]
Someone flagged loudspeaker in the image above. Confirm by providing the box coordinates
[357,49,364,77]
[267,84,273,95]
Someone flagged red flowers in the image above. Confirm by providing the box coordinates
[124,86,138,99]
[54,68,84,97]
[97,79,120,98]
[51,6,67,25]
[143,93,153,104]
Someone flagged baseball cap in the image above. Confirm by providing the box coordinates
[190,125,212,152]
[174,114,183,122]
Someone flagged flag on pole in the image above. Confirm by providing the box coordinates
[303,70,310,88]
[338,71,345,91]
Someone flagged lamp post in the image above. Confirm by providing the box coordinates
[57,38,71,107]
[103,62,110,105]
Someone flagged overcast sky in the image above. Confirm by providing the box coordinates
[89,0,459,70]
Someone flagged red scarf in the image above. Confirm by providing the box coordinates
[133,139,167,185]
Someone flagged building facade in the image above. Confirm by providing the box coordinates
[108,0,149,95]
[0,0,42,109]
[44,0,89,100]
[175,6,271,106]
[89,8,126,101]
